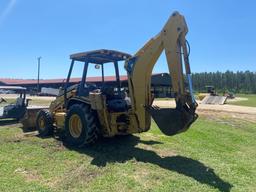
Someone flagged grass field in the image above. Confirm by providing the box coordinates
[228,94,256,107]
[0,115,255,192]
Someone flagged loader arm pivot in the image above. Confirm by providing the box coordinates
[125,12,198,136]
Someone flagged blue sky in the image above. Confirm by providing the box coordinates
[0,0,255,79]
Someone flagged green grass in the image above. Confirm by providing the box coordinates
[228,94,256,107]
[154,98,174,101]
[0,116,256,192]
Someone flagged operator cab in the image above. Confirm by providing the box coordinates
[65,49,132,112]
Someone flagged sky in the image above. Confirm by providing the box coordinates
[0,0,255,79]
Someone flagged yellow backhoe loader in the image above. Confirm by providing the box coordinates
[34,11,198,146]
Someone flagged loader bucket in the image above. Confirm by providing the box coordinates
[148,105,198,136]
[20,106,49,131]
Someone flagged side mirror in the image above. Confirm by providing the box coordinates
[95,64,100,69]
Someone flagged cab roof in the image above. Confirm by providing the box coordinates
[70,49,132,64]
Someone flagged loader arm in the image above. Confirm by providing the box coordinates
[125,12,197,135]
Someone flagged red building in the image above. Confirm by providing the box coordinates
[0,73,172,97]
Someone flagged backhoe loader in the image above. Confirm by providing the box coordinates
[34,11,198,146]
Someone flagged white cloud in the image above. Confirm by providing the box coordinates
[0,0,17,25]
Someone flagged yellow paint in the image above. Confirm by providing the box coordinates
[54,112,66,128]
[69,114,82,138]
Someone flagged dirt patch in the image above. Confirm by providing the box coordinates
[14,167,41,182]
[156,149,177,158]
[198,110,256,128]
[153,100,256,123]
[48,165,101,189]
[226,97,248,103]
[132,166,157,189]
[44,140,66,152]
[138,142,177,158]
[6,133,24,143]
[198,109,256,123]
[23,131,38,137]
[197,104,256,115]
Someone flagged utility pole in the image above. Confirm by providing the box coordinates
[37,57,42,94]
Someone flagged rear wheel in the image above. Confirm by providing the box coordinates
[36,109,53,137]
[64,104,99,147]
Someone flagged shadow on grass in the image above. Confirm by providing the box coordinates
[66,135,232,192]
[0,119,19,126]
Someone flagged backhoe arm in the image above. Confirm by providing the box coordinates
[125,12,197,135]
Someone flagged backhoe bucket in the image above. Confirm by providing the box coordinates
[148,106,198,136]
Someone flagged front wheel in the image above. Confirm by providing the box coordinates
[64,104,99,147]
[36,109,53,137]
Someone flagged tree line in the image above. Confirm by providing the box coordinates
[191,71,256,94]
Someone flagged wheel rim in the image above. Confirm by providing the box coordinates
[69,114,82,138]
[38,116,45,130]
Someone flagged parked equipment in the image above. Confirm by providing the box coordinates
[200,86,229,105]
[20,105,49,131]
[29,12,197,146]
[201,95,227,105]
[0,86,29,120]
[205,85,217,96]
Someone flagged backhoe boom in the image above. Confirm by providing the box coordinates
[125,11,197,135]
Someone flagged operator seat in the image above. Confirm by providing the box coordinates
[101,86,128,112]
